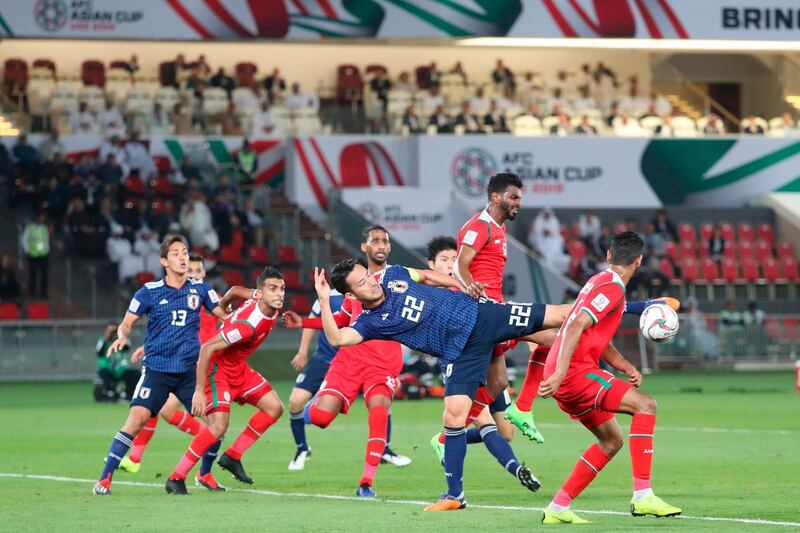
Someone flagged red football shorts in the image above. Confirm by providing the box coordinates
[554,368,632,429]
[318,346,402,414]
[206,364,273,414]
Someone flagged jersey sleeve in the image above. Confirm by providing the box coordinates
[127,287,151,316]
[460,219,491,253]
[201,283,220,312]
[349,315,375,341]
[579,283,625,325]
[310,298,321,318]
[219,320,256,347]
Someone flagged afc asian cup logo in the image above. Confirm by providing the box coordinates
[451,148,497,197]
[34,0,68,32]
[187,294,200,310]
[357,202,382,224]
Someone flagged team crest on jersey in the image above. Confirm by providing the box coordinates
[187,294,200,310]
[387,280,408,293]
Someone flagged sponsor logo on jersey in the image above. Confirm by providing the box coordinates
[226,328,243,344]
[462,229,478,246]
[128,298,141,313]
[187,294,200,310]
[208,289,220,303]
[591,293,610,312]
[223,391,231,402]
[381,313,389,321]
[388,280,408,293]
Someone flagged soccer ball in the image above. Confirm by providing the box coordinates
[639,304,679,343]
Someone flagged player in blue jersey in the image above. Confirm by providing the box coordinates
[286,289,345,470]
[93,234,229,495]
[316,259,566,510]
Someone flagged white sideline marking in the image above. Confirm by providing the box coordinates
[537,423,799,436]
[1,473,798,528]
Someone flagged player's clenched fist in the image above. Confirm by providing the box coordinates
[191,389,206,417]
[282,310,302,329]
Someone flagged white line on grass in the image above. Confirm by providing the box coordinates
[1,472,798,528]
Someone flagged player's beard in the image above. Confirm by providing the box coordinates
[500,200,518,221]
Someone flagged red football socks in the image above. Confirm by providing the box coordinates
[629,413,656,491]
[553,444,612,507]
[167,410,201,436]
[515,345,550,412]
[438,387,495,444]
[225,411,277,461]
[360,404,389,486]
[128,416,158,463]
[309,404,337,429]
[171,427,218,479]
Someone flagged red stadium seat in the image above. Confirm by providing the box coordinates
[719,222,735,242]
[737,222,754,242]
[784,317,800,341]
[0,303,20,320]
[219,245,244,266]
[723,241,736,259]
[659,258,675,280]
[337,64,363,106]
[289,294,313,315]
[679,240,696,259]
[721,257,739,281]
[124,174,146,196]
[109,59,129,70]
[700,258,719,281]
[757,223,774,244]
[235,62,257,87]
[26,303,49,320]
[3,58,28,95]
[613,222,626,234]
[248,246,269,265]
[681,257,699,282]
[738,240,754,259]
[415,65,431,89]
[222,270,245,288]
[764,317,781,342]
[159,61,173,87]
[150,176,175,196]
[741,257,759,282]
[365,64,386,76]
[762,257,781,282]
[81,60,106,87]
[229,230,244,253]
[152,155,172,174]
[782,257,798,281]
[277,245,300,265]
[678,222,696,243]
[663,241,678,262]
[755,240,772,261]
[567,240,586,260]
[570,223,580,239]
[33,58,56,75]
[698,240,710,258]
[777,241,795,260]
[136,272,156,286]
[283,270,303,290]
[699,222,714,242]
[559,225,569,243]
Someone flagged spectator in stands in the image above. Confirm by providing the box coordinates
[743,301,765,325]
[780,112,798,134]
[73,153,96,180]
[648,90,672,117]
[494,86,516,113]
[180,191,219,251]
[491,59,515,91]
[68,197,107,257]
[421,61,442,89]
[179,155,201,184]
[681,296,720,358]
[719,299,746,356]
[468,87,490,116]
[106,225,134,281]
[448,61,469,85]
[284,82,316,110]
[528,207,560,253]
[11,134,39,195]
[596,62,619,87]
[518,71,542,103]
[68,101,97,135]
[641,223,665,256]
[550,112,571,137]
[170,103,194,135]
[620,86,648,118]
[741,115,765,135]
[605,102,622,128]
[42,151,69,185]
[242,197,266,247]
[577,209,601,242]
[614,114,645,137]
[21,211,49,299]
[550,70,573,96]
[637,244,669,296]
[654,115,676,137]
[97,98,126,139]
[184,67,204,92]
[38,129,65,161]
[250,100,276,137]
[369,68,392,112]
[124,131,156,180]
[652,209,678,241]
[0,252,21,304]
[236,140,257,183]
[539,228,570,274]
[263,68,286,103]
[164,53,189,88]
[517,103,540,120]
[84,172,103,212]
[422,87,445,114]
[232,83,259,113]
[196,54,212,79]
[428,104,452,133]
[639,103,659,120]
[571,85,597,113]
[395,71,415,93]
[134,228,163,277]
[147,102,171,135]
[455,102,482,134]
[402,105,425,134]
[220,102,243,136]
[209,67,235,98]
[98,196,122,235]
[484,101,509,133]
[703,114,726,135]
[99,135,126,171]
[708,226,725,262]
[573,115,597,135]
[40,177,69,222]
[545,88,570,116]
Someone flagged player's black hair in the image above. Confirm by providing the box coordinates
[160,234,189,259]
[188,253,204,264]
[486,172,523,200]
[361,224,389,243]
[257,266,283,287]
[331,257,368,294]
[426,235,457,261]
[609,231,645,266]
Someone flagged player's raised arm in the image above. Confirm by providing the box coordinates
[411,266,486,297]
[538,311,594,398]
[314,268,363,348]
[600,343,642,387]
[107,312,139,357]
[220,285,255,312]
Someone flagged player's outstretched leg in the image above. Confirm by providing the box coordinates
[473,409,540,492]
[381,413,412,467]
[219,390,283,485]
[506,345,549,444]
[120,416,158,473]
[425,394,473,512]
[94,406,151,495]
[431,386,493,462]
[288,387,313,470]
[357,390,392,496]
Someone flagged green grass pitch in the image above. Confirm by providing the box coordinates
[1,369,798,531]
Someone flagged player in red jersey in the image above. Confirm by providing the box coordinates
[164,267,286,494]
[281,225,412,496]
[117,253,224,490]
[538,232,681,524]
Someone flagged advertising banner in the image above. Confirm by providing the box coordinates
[3,1,800,41]
[340,188,450,248]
